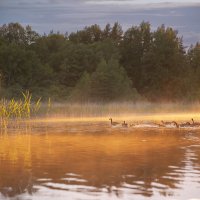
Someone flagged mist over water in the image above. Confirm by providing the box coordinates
[40,102,200,120]
[0,121,200,200]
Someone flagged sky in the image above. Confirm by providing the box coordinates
[1,0,200,46]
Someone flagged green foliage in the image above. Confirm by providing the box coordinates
[0,43,53,91]
[140,25,187,101]
[0,22,200,102]
[69,24,102,43]
[68,22,123,44]
[69,72,91,102]
[70,59,140,102]
[0,23,39,46]
[186,43,200,100]
[120,21,152,89]
[90,59,137,102]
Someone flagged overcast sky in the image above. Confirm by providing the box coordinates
[1,0,200,46]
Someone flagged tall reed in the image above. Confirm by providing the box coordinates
[0,91,41,128]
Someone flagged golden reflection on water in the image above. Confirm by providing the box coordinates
[0,121,200,200]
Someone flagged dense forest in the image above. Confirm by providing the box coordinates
[0,22,200,102]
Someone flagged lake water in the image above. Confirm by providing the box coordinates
[0,121,200,200]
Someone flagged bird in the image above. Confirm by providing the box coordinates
[191,118,200,126]
[172,121,179,128]
[122,121,128,128]
[179,120,192,128]
[109,118,120,126]
[161,120,177,127]
[161,120,173,125]
[129,121,139,127]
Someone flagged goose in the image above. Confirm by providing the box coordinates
[179,121,192,128]
[161,120,174,125]
[191,118,200,126]
[122,121,128,128]
[129,122,139,127]
[172,121,179,128]
[161,120,177,128]
[109,118,120,126]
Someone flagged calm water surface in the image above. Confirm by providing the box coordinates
[0,121,200,200]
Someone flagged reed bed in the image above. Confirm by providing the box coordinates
[0,91,41,129]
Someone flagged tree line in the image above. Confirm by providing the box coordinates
[0,22,199,102]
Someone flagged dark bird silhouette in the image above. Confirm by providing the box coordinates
[109,118,120,126]
[161,120,177,127]
[172,121,179,128]
[122,121,128,128]
[179,120,191,128]
[191,118,200,126]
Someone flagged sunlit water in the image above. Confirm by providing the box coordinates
[0,121,200,200]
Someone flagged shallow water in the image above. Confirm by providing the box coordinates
[0,121,200,200]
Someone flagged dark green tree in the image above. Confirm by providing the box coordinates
[186,43,200,100]
[0,23,39,46]
[0,43,53,98]
[69,72,91,102]
[120,21,152,89]
[110,22,123,44]
[141,25,187,101]
[102,23,111,40]
[90,59,140,102]
[0,22,198,102]
[69,24,102,44]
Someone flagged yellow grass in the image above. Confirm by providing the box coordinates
[0,91,41,129]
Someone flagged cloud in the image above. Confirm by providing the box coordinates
[85,0,200,9]
[0,0,200,45]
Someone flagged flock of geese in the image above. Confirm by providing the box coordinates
[109,118,200,128]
